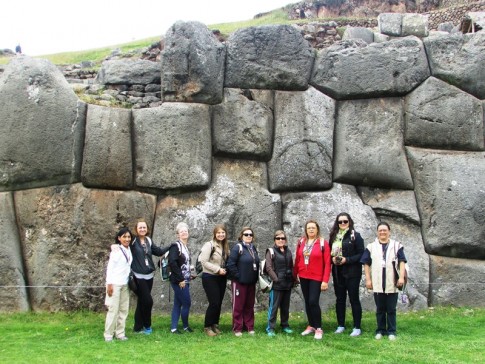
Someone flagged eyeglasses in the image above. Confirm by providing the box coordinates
[274,237,286,240]
[243,233,253,237]
[338,220,349,225]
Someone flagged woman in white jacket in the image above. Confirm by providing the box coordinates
[360,222,407,341]
[104,227,133,342]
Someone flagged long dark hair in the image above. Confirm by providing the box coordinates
[115,227,132,244]
[329,212,354,246]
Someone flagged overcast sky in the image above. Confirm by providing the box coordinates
[1,0,294,56]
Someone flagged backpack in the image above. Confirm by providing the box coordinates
[259,248,274,293]
[158,241,182,282]
[195,241,216,276]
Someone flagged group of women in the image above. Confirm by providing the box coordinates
[103,214,407,342]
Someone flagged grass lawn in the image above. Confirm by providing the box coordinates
[0,307,484,363]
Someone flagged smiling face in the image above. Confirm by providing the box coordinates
[306,222,318,239]
[377,224,391,243]
[337,215,350,230]
[274,233,287,248]
[242,229,254,244]
[177,227,189,242]
[118,232,132,248]
[136,222,148,237]
[215,228,226,242]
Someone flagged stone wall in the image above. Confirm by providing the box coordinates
[1,21,484,315]
[425,1,485,29]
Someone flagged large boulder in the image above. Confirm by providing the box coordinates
[282,184,379,312]
[14,183,157,311]
[81,105,133,189]
[0,57,86,192]
[268,87,335,192]
[0,192,29,311]
[334,98,413,189]
[378,13,403,36]
[429,255,485,307]
[212,88,274,160]
[402,13,429,37]
[225,25,315,90]
[424,32,485,100]
[151,158,282,313]
[342,26,374,43]
[133,103,211,192]
[407,148,485,259]
[404,77,484,151]
[96,59,160,85]
[161,21,225,104]
[310,36,430,99]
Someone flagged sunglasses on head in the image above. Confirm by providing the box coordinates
[338,220,349,224]
[243,233,253,237]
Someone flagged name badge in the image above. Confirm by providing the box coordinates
[253,263,257,271]
[145,258,149,266]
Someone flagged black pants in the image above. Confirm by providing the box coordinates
[202,274,227,327]
[267,289,291,331]
[374,292,398,335]
[299,278,322,329]
[134,277,154,332]
[333,273,362,329]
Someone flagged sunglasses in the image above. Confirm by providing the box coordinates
[243,233,253,237]
[274,237,286,240]
[338,220,349,225]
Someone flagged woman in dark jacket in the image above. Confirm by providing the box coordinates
[265,230,294,337]
[130,219,167,334]
[226,226,260,337]
[329,212,365,337]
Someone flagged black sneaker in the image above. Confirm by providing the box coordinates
[171,329,182,334]
[184,327,194,333]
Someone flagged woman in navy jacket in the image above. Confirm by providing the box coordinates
[329,212,365,337]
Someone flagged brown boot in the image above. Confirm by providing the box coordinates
[212,324,222,335]
[204,327,217,337]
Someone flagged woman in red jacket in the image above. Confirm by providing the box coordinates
[294,219,331,340]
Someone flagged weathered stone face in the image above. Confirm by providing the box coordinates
[424,32,485,100]
[334,98,413,189]
[161,21,225,104]
[310,36,430,99]
[212,88,274,160]
[268,87,335,192]
[96,59,161,85]
[405,77,484,151]
[133,103,211,192]
[82,105,133,189]
[14,184,156,311]
[0,57,86,192]
[407,148,485,259]
[225,25,315,90]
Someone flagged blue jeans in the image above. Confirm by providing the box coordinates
[171,282,191,330]
[374,292,398,335]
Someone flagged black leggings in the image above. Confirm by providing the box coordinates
[299,278,322,329]
[134,277,154,331]
[202,275,227,327]
[333,273,362,329]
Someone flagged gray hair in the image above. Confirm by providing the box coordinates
[176,222,189,233]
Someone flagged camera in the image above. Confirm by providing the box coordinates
[335,256,343,264]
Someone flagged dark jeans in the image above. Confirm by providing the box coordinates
[374,292,398,335]
[170,282,191,330]
[134,277,154,331]
[299,278,322,329]
[334,274,362,329]
[202,274,227,327]
[266,289,291,331]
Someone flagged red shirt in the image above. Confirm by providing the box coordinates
[294,237,331,283]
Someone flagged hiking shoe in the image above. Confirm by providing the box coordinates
[212,324,222,335]
[375,333,383,340]
[350,328,361,337]
[184,327,194,333]
[301,326,315,336]
[143,327,152,335]
[389,334,397,341]
[334,326,345,334]
[234,331,243,337]
[314,328,323,340]
[282,327,293,334]
[267,330,276,337]
[204,327,217,337]
[171,329,182,334]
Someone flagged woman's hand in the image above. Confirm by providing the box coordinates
[365,279,373,290]
[179,281,186,289]
[396,277,405,288]
[107,284,113,297]
[320,282,328,291]
[218,268,226,276]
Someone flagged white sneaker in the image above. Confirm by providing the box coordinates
[375,333,383,340]
[350,328,361,337]
[389,334,397,341]
[314,328,323,340]
[234,332,242,337]
[334,326,345,334]
[301,326,315,336]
